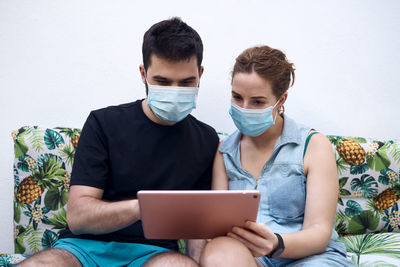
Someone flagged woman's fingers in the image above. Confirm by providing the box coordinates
[243,221,275,240]
[227,231,265,257]
[229,225,276,257]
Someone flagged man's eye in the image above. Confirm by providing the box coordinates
[156,81,170,85]
[233,95,242,100]
[179,81,196,87]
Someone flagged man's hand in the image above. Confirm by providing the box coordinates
[227,221,278,257]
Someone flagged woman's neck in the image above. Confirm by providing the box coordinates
[241,114,284,149]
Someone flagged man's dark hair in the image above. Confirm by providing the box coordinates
[142,17,203,72]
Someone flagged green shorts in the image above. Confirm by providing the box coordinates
[52,238,171,267]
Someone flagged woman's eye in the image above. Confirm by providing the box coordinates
[233,95,241,100]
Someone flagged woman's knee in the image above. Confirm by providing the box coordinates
[200,236,256,267]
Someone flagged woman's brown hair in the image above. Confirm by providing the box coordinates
[232,45,295,99]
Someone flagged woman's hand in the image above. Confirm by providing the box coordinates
[227,221,279,257]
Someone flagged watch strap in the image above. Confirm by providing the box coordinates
[268,233,285,258]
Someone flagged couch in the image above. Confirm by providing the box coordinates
[1,126,399,266]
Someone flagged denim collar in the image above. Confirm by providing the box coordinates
[219,114,302,160]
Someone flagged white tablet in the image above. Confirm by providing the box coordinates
[137,190,260,239]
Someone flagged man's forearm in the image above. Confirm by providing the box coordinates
[67,197,140,235]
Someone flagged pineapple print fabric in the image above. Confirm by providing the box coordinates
[329,136,400,235]
[12,126,80,255]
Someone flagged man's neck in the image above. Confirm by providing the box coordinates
[141,99,175,126]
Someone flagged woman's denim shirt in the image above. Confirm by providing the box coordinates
[219,114,345,252]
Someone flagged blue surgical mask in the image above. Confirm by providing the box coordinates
[146,77,199,123]
[229,100,280,136]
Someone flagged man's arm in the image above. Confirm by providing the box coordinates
[66,185,140,235]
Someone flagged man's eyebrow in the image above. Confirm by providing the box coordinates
[152,75,172,82]
[179,76,197,82]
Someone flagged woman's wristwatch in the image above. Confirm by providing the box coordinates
[268,233,285,258]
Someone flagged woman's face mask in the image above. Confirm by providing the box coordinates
[229,100,280,136]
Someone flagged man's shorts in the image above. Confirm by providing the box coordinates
[52,238,171,267]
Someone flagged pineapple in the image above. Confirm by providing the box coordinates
[55,128,81,148]
[62,172,71,190]
[336,139,366,166]
[17,176,44,205]
[374,187,400,210]
[71,133,80,148]
[16,156,67,205]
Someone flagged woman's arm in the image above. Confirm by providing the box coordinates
[278,133,338,258]
[228,133,338,258]
[211,142,229,190]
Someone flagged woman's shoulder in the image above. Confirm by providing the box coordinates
[218,130,241,153]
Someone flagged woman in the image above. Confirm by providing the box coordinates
[199,46,353,266]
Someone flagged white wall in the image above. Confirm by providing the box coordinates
[1,0,399,253]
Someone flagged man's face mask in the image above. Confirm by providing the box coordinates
[146,75,199,123]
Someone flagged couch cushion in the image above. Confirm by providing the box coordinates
[12,126,188,256]
[340,232,400,266]
[12,126,81,255]
[0,253,28,266]
[328,136,400,235]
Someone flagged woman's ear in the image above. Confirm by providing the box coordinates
[278,92,288,114]
[279,92,288,106]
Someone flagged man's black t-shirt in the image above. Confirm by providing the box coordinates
[60,100,219,250]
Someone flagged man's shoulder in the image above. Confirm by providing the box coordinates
[91,100,141,117]
[89,100,142,121]
[186,115,219,141]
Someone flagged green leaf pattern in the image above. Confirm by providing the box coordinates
[346,200,363,217]
[44,129,65,150]
[12,127,76,256]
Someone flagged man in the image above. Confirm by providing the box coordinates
[19,17,219,267]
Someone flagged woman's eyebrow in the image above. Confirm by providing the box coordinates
[250,96,267,100]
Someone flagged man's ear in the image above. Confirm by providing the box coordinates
[199,66,204,79]
[139,64,146,84]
